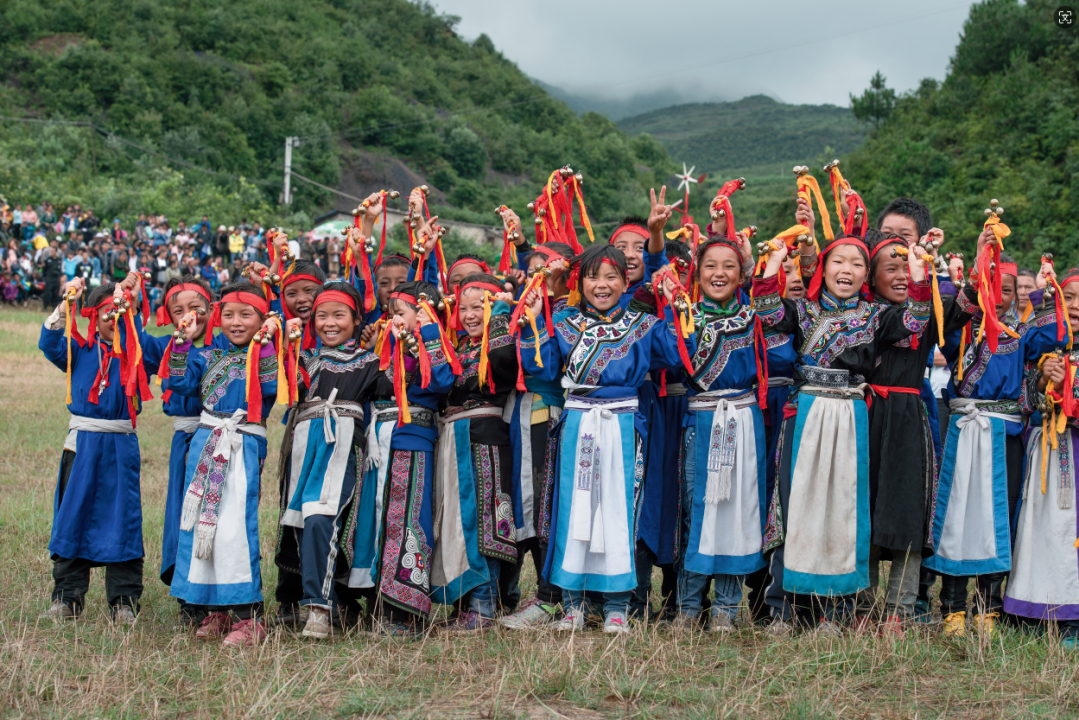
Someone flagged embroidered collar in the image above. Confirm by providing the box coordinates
[819,289,861,312]
[580,302,624,324]
[324,338,357,352]
[699,296,740,317]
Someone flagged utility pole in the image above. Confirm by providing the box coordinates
[282,136,294,205]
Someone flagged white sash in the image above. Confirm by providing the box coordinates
[172,416,201,434]
[64,415,135,452]
[348,404,404,588]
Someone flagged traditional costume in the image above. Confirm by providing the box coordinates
[753,239,932,625]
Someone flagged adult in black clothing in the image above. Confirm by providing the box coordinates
[79,212,99,245]
[40,247,63,309]
[215,226,230,260]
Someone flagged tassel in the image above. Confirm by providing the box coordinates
[194,524,215,560]
[179,487,203,532]
[705,465,734,506]
[590,505,605,554]
[478,291,495,392]
[795,170,836,242]
[245,338,262,424]
[274,319,289,407]
[417,328,432,388]
[393,338,412,427]
[375,318,393,371]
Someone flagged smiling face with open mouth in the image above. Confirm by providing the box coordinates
[872,248,909,304]
[457,288,489,338]
[782,258,805,299]
[284,279,321,323]
[824,245,868,300]
[582,263,626,314]
[1064,281,1079,331]
[697,244,742,304]
[220,302,264,346]
[611,231,647,285]
[314,301,359,348]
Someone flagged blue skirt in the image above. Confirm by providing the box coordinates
[160,428,197,584]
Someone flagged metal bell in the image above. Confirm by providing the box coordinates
[194,307,206,317]
[510,231,520,241]
[517,316,528,328]
[419,185,429,194]
[527,202,535,212]
[985,208,993,216]
[388,190,400,200]
[534,217,542,226]
[259,335,270,346]
[574,173,583,183]
[738,177,746,188]
[747,225,758,237]
[270,274,281,284]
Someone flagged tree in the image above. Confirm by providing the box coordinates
[850,72,896,129]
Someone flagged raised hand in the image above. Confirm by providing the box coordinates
[62,277,85,301]
[709,197,728,237]
[360,323,378,349]
[795,198,816,239]
[1043,356,1067,388]
[647,186,674,235]
[763,239,789,278]
[418,215,440,255]
[1036,257,1056,290]
[907,240,928,284]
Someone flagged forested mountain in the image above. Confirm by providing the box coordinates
[0,0,672,226]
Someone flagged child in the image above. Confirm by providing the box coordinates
[433,273,520,631]
[167,281,282,647]
[499,240,576,629]
[282,282,385,639]
[350,278,458,637]
[1005,268,1079,643]
[860,215,979,634]
[39,274,151,623]
[924,244,1058,637]
[754,234,930,635]
[518,238,694,633]
[141,276,217,628]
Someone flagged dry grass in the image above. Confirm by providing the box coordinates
[2,304,1079,719]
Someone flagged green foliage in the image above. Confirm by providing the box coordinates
[850,71,896,128]
[0,0,673,224]
[846,0,1079,267]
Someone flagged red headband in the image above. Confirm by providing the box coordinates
[312,290,357,313]
[530,244,566,263]
[448,259,490,286]
[205,291,270,343]
[156,283,214,327]
[390,291,417,306]
[807,237,871,301]
[458,282,505,297]
[869,239,906,262]
[1062,276,1079,289]
[282,273,322,289]
[609,225,649,242]
[1000,263,1018,278]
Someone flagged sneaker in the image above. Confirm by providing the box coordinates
[603,611,630,634]
[499,598,558,630]
[942,611,967,638]
[269,604,308,629]
[176,606,207,630]
[444,611,495,633]
[973,612,998,638]
[112,605,137,626]
[707,613,735,633]
[670,613,702,632]
[766,617,792,637]
[371,620,423,639]
[552,607,587,632]
[912,599,933,624]
[879,615,905,639]
[43,600,77,621]
[815,619,843,637]
[195,612,232,640]
[301,607,332,640]
[222,618,267,648]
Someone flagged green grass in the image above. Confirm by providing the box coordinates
[3,304,1079,718]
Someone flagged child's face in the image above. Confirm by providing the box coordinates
[389,299,419,335]
[1064,283,1079,330]
[611,232,646,284]
[448,262,483,293]
[168,290,209,341]
[528,254,567,298]
[697,245,741,304]
[458,288,488,339]
[219,302,263,346]
[283,279,321,323]
[313,301,359,347]
[96,306,116,343]
[878,214,919,245]
[782,258,805,299]
[583,264,626,313]
[872,252,909,304]
[376,265,409,310]
[824,246,867,299]
[997,275,1016,320]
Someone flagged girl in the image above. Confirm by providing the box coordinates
[140,276,217,628]
[433,273,520,631]
[282,282,384,639]
[518,243,693,633]
[1005,270,1079,644]
[39,273,152,623]
[753,234,930,635]
[168,281,282,647]
[350,279,457,637]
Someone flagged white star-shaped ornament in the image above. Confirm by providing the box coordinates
[675,163,698,193]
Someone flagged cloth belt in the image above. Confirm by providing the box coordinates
[950,398,1022,429]
[172,416,201,434]
[564,395,638,552]
[298,388,364,445]
[767,377,794,388]
[364,403,424,472]
[664,382,688,397]
[64,415,136,452]
[866,384,920,410]
[198,409,267,463]
[689,389,758,505]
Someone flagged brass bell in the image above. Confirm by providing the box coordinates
[990,198,999,207]
[574,173,583,183]
[797,234,810,245]
[288,328,302,341]
[534,217,542,226]
[1045,253,1055,260]
[517,316,528,328]
[418,292,429,303]
[793,166,809,176]
[438,227,447,237]
[112,296,122,306]
[995,207,1004,215]
[643,282,654,293]
[756,242,769,253]
[747,225,758,237]
[388,190,400,200]
[172,329,184,340]
[984,208,993,217]
[494,207,503,216]
[823,159,839,171]
[527,202,535,212]
[710,212,719,221]
[419,185,429,194]
[352,208,361,217]
[259,335,270,346]
[437,300,445,311]
[539,208,547,217]
[194,307,207,317]
[270,274,281,284]
[717,209,726,218]
[510,231,520,241]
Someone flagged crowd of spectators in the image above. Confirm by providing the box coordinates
[0,202,344,310]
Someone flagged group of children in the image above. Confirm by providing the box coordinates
[39,174,1079,647]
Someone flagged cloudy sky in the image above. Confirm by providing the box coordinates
[434,0,977,112]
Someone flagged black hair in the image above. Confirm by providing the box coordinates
[219,280,266,306]
[527,241,574,263]
[375,253,411,278]
[875,198,932,239]
[607,216,648,244]
[865,227,901,280]
[313,281,365,321]
[387,280,441,313]
[502,274,521,295]
[693,237,743,279]
[573,244,628,283]
[86,282,116,308]
[164,275,214,309]
[457,272,504,294]
[1017,268,1037,279]
[291,260,326,283]
[1063,267,1079,283]
[452,253,487,267]
[664,239,691,265]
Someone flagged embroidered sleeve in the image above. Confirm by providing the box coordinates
[170,341,192,377]
[956,283,980,316]
[419,323,448,367]
[486,311,515,350]
[751,275,785,326]
[903,280,933,333]
[1020,357,1046,415]
[257,353,279,384]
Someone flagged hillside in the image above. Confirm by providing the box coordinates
[0,0,672,228]
[618,96,865,173]
[846,0,1078,266]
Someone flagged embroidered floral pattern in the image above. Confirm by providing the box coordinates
[378,450,432,617]
[563,310,658,385]
[473,444,517,562]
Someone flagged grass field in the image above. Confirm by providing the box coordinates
[3,304,1079,719]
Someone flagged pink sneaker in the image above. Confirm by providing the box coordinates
[195,612,232,640]
[222,618,267,648]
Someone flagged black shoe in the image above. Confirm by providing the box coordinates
[268,604,307,628]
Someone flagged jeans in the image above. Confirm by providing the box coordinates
[468,556,503,617]
[855,545,921,617]
[679,571,744,620]
[52,556,143,612]
[498,536,562,607]
[564,589,634,617]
